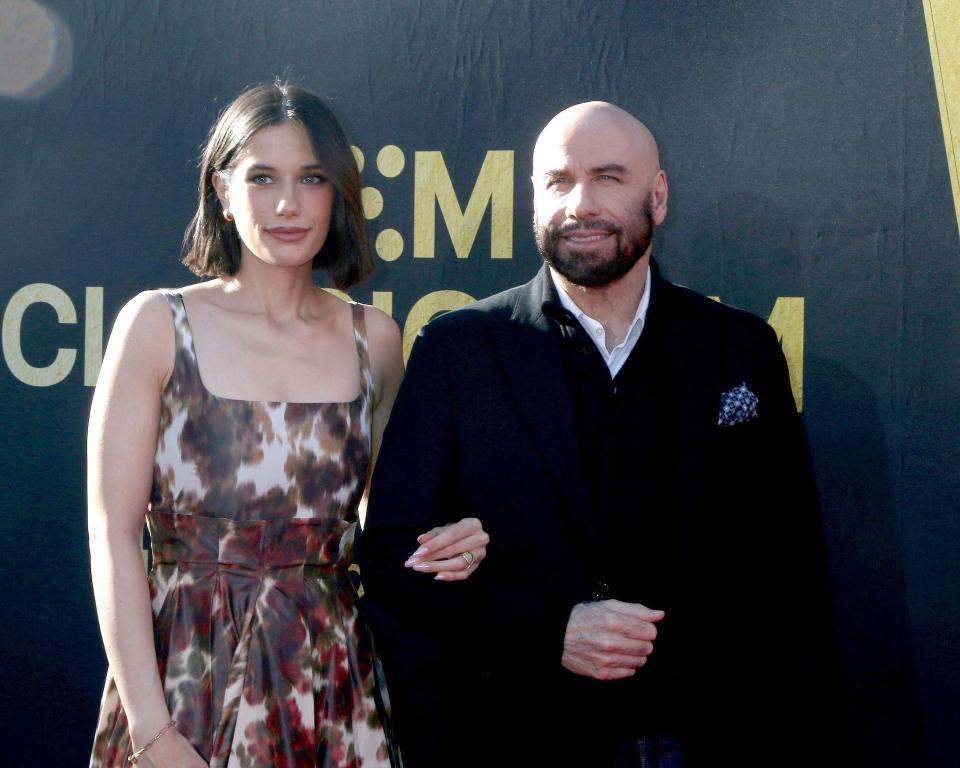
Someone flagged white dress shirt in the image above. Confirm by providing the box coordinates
[549,265,652,378]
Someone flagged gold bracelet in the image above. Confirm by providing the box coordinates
[128,719,176,764]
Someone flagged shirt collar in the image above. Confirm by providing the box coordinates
[546,264,652,341]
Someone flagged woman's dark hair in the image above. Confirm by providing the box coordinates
[182,82,372,289]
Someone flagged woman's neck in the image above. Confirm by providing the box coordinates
[223,256,325,324]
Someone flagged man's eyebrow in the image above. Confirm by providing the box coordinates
[541,164,628,179]
[590,163,628,175]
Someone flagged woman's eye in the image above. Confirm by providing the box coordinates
[250,174,272,184]
[302,174,327,185]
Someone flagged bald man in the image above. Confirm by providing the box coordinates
[359,103,839,767]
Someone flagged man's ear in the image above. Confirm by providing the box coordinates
[651,170,669,226]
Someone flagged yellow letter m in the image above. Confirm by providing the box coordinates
[414,150,513,259]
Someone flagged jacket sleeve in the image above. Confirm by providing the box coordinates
[355,318,574,672]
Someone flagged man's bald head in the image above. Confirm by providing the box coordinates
[533,101,661,179]
[531,101,668,289]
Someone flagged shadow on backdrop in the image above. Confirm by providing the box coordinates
[665,190,925,765]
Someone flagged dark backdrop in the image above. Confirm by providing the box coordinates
[1,1,956,765]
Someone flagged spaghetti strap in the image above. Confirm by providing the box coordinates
[156,290,204,393]
[350,302,376,407]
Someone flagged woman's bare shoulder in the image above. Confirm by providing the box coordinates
[104,290,179,387]
[114,289,174,336]
[359,304,401,352]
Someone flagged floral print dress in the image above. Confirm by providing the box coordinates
[91,293,395,768]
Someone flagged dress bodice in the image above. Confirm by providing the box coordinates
[150,292,374,524]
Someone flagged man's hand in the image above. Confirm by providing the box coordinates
[561,600,665,680]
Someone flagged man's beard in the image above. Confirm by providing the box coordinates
[535,202,654,288]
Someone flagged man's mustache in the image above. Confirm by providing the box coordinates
[547,219,623,239]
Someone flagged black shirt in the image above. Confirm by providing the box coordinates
[542,274,685,735]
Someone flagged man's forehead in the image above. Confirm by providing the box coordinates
[532,104,657,174]
[533,131,641,176]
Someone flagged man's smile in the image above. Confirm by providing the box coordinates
[562,231,614,245]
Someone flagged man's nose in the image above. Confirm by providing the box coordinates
[566,181,598,219]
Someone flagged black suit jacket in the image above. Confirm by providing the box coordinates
[358,263,840,767]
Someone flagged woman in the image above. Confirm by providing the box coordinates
[88,82,488,767]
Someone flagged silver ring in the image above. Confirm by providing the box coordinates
[460,550,476,568]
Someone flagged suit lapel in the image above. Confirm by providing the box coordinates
[490,269,601,566]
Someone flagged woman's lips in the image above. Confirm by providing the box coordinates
[266,226,310,242]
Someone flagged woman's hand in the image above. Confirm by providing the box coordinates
[131,724,208,767]
[404,517,489,581]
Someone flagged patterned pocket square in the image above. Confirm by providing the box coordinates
[717,382,758,426]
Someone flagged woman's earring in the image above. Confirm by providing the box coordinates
[223,209,234,222]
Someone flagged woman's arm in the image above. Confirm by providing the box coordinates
[355,305,404,531]
[364,306,406,482]
[88,291,206,767]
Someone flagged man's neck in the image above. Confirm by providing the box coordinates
[551,254,650,349]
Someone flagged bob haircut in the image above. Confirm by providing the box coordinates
[182,82,372,290]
